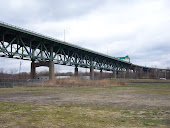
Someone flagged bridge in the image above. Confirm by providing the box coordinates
[0,22,169,80]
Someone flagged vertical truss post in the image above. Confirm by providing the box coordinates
[75,55,78,65]
[29,41,32,56]
[21,46,24,59]
[10,43,12,56]
[32,48,35,60]
[50,46,53,61]
[41,43,43,58]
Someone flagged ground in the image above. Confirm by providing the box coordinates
[0,83,170,128]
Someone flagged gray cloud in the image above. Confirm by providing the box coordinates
[0,0,103,25]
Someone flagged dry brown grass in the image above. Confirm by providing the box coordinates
[29,78,128,87]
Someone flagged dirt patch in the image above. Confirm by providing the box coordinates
[0,89,170,108]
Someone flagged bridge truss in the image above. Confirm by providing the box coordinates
[0,22,131,72]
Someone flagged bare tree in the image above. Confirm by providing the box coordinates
[10,68,18,75]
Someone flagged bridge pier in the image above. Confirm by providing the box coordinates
[74,66,78,76]
[113,70,116,78]
[137,68,142,79]
[30,61,55,80]
[138,68,143,79]
[31,62,36,79]
[133,67,137,79]
[147,69,150,79]
[164,70,167,79]
[127,68,130,78]
[100,70,103,79]
[49,61,55,80]
[90,66,94,80]
[154,69,158,79]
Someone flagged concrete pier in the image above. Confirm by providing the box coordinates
[90,66,94,80]
[139,68,143,79]
[100,70,103,79]
[49,61,55,80]
[113,70,116,78]
[31,61,36,79]
[74,66,78,76]
[127,68,130,78]
[30,61,55,80]
[147,69,150,78]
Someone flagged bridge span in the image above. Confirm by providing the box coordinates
[0,22,169,79]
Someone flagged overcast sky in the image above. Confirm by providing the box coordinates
[0,0,170,73]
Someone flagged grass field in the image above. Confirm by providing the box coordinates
[0,82,170,128]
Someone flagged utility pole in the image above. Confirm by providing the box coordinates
[64,29,65,42]
[19,61,22,79]
[165,70,167,79]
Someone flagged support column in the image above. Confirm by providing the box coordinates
[157,69,160,79]
[134,67,137,79]
[113,70,116,78]
[49,61,55,80]
[138,68,142,79]
[167,70,170,79]
[165,70,167,79]
[147,69,150,79]
[31,61,36,79]
[127,68,130,78]
[139,68,143,79]
[154,69,158,79]
[74,66,78,76]
[90,66,94,80]
[100,70,103,79]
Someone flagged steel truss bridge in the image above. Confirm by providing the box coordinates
[0,22,169,79]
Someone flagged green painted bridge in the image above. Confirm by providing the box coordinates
[0,22,168,79]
